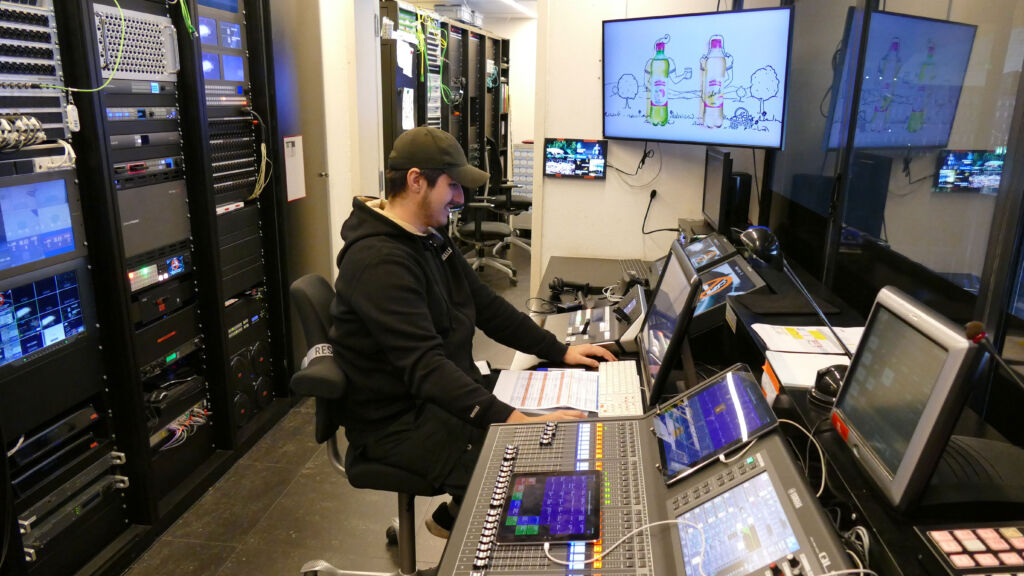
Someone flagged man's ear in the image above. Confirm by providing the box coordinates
[405,168,423,194]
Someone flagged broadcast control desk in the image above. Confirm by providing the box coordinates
[437,417,852,576]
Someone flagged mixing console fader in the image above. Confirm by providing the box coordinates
[441,418,852,576]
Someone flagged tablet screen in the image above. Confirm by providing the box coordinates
[496,470,602,544]
[653,366,777,484]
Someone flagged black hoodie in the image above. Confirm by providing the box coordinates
[328,197,568,441]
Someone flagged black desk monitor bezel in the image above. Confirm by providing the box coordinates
[637,240,701,405]
[831,286,978,510]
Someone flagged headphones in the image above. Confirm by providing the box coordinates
[548,277,599,295]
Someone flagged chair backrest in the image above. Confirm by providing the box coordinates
[290,274,335,349]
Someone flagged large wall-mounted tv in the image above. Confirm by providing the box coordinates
[824,11,976,150]
[603,7,793,149]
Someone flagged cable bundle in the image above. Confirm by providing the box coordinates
[0,115,45,151]
[159,403,212,451]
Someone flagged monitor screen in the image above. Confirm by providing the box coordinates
[198,16,217,45]
[824,11,976,149]
[220,21,242,50]
[832,286,976,509]
[543,138,607,179]
[198,0,239,13]
[640,241,699,402]
[496,470,602,544]
[603,7,793,148]
[682,233,736,271]
[935,149,1004,195]
[0,268,86,369]
[0,177,75,274]
[653,366,777,484]
[202,52,221,80]
[222,54,245,82]
[702,148,731,232]
[676,472,800,575]
[694,256,761,316]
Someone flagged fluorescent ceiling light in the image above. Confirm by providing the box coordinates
[495,0,537,18]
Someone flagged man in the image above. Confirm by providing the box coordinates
[328,127,614,538]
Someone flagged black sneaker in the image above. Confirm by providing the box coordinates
[425,501,455,539]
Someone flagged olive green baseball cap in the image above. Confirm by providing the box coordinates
[388,126,490,188]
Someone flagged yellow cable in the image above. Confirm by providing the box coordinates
[38,0,124,93]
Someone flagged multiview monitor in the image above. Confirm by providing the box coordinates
[543,138,607,179]
[603,7,793,148]
[934,149,1004,195]
[824,10,976,149]
[0,171,81,280]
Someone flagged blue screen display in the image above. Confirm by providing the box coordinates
[220,21,242,50]
[0,269,85,368]
[198,16,216,45]
[654,369,775,481]
[498,470,601,543]
[0,178,75,273]
[222,54,245,82]
[198,0,238,13]
[202,52,220,80]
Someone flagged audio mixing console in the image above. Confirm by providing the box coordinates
[440,417,851,576]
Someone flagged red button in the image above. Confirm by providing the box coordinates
[998,551,1023,566]
[974,553,999,567]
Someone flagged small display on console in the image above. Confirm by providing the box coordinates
[0,268,86,368]
[654,365,776,484]
[0,177,75,274]
[681,233,736,271]
[676,471,800,575]
[497,470,602,544]
[694,256,763,316]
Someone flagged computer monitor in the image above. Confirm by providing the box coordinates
[638,240,700,403]
[934,149,1005,195]
[603,7,793,149]
[831,285,979,510]
[0,171,83,282]
[824,10,976,149]
[543,138,607,179]
[702,148,732,234]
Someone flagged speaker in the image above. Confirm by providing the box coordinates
[723,171,752,236]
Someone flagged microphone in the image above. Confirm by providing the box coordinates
[965,321,1024,391]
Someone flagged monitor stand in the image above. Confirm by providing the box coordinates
[919,435,1024,511]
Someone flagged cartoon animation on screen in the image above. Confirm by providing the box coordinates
[859,36,949,135]
[606,34,782,132]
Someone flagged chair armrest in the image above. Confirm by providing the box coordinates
[290,353,347,399]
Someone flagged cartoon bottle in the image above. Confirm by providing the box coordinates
[907,40,935,133]
[647,40,669,126]
[700,35,727,128]
[869,37,902,132]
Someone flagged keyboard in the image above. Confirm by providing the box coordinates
[598,360,644,417]
[619,258,651,284]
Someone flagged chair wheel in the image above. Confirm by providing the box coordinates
[509,278,518,287]
[386,524,398,546]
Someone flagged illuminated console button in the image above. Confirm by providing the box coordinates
[936,539,963,554]
[963,539,987,552]
[1010,537,1024,550]
[953,530,977,542]
[985,538,1011,551]
[974,553,999,567]
[999,528,1023,539]
[948,554,975,568]
[997,551,1024,565]
[978,529,1001,540]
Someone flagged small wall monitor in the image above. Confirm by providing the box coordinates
[543,138,607,179]
[681,233,737,271]
[0,171,80,278]
[831,286,978,510]
[653,364,777,484]
[935,149,1004,195]
[603,7,793,148]
[824,10,976,149]
[702,148,732,234]
[638,240,700,403]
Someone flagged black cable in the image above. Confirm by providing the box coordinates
[608,141,653,176]
[751,149,761,207]
[1,425,10,571]
[641,189,679,235]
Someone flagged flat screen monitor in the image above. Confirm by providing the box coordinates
[222,54,245,82]
[0,258,93,372]
[824,10,976,149]
[702,148,732,234]
[831,286,977,509]
[0,172,78,276]
[653,364,777,485]
[693,255,765,317]
[681,232,737,271]
[603,7,793,149]
[543,138,607,179]
[202,52,221,80]
[934,149,1004,195]
[198,16,217,45]
[638,240,700,403]
[496,470,602,544]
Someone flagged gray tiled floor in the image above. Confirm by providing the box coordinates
[124,245,532,576]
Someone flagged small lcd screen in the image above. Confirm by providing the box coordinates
[202,52,221,80]
[0,178,75,273]
[654,368,776,483]
[497,470,601,544]
[543,139,607,179]
[198,16,217,45]
[835,306,948,476]
[642,249,695,389]
[694,256,759,316]
[198,0,239,13]
[683,234,734,270]
[677,472,800,575]
[220,21,242,50]
[222,54,245,82]
[935,149,1004,195]
[0,269,85,368]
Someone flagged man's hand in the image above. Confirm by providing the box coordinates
[506,409,587,423]
[562,344,617,368]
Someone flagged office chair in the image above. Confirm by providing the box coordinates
[290,274,442,576]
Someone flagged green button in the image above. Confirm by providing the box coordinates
[506,516,518,526]
[746,457,755,464]
[527,525,539,535]
[516,525,527,535]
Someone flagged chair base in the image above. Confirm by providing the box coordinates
[300,560,437,576]
[495,235,531,257]
[465,254,517,283]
